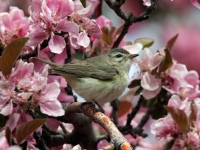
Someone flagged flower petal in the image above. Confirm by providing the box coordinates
[77,32,90,48]
[40,100,65,117]
[141,72,159,91]
[56,20,79,34]
[49,34,65,54]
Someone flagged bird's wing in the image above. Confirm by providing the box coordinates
[53,61,118,80]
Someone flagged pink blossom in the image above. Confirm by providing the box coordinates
[164,62,200,100]
[137,48,163,99]
[0,80,15,116]
[143,0,151,6]
[95,15,112,28]
[187,132,200,145]
[48,76,74,103]
[34,82,64,117]
[141,72,161,99]
[0,6,29,45]
[27,0,101,53]
[62,144,81,150]
[151,114,177,138]
[0,59,64,117]
[139,138,169,150]
[27,0,79,53]
[190,0,200,9]
[0,136,21,150]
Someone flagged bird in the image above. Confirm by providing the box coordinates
[33,48,138,105]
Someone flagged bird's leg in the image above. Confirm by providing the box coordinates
[92,99,105,114]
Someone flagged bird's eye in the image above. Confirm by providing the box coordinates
[116,54,122,58]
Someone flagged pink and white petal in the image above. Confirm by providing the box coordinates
[40,100,65,117]
[96,15,112,28]
[74,0,84,11]
[71,145,81,150]
[49,34,65,54]
[187,132,200,144]
[184,70,199,86]
[122,43,143,54]
[2,113,20,131]
[31,0,43,12]
[26,28,47,46]
[0,136,9,149]
[69,33,80,49]
[168,95,182,108]
[141,72,159,91]
[57,90,75,103]
[1,101,13,116]
[0,13,12,31]
[190,0,200,9]
[7,146,22,150]
[47,0,74,18]
[52,49,67,64]
[9,6,24,21]
[143,0,151,6]
[142,86,161,99]
[151,53,163,70]
[40,82,61,102]
[55,20,79,34]
[76,4,91,16]
[86,0,100,17]
[87,21,102,39]
[77,32,90,48]
[10,59,34,79]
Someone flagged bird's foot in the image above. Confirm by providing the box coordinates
[92,99,105,114]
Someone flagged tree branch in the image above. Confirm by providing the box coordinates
[104,0,157,48]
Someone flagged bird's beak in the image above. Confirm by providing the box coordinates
[129,54,139,59]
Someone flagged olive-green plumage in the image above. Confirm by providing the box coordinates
[33,48,138,104]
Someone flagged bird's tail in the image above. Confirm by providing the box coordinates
[32,57,63,68]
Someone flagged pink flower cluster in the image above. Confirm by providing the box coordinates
[86,15,143,55]
[151,95,200,149]
[0,136,21,150]
[0,59,64,117]
[135,48,200,100]
[26,0,102,54]
[0,7,29,45]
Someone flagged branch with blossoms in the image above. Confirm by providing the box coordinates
[0,0,200,150]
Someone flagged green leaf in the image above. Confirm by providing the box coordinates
[0,37,29,77]
[166,34,178,51]
[164,140,174,150]
[159,48,173,73]
[151,106,167,119]
[0,114,9,129]
[72,49,87,60]
[134,86,143,96]
[165,106,189,132]
[34,108,48,119]
[128,79,141,88]
[134,38,154,48]
[80,0,86,7]
[16,119,47,144]
[145,96,158,108]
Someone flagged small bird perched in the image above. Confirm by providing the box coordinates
[33,48,138,105]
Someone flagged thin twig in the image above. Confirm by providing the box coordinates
[59,122,68,134]
[65,44,71,63]
[126,95,144,126]
[111,99,119,125]
[104,0,157,48]
[18,47,38,60]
